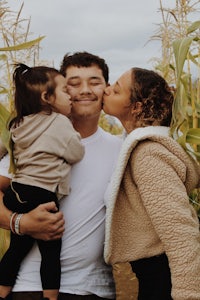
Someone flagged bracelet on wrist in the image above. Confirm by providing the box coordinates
[14,213,24,235]
[9,212,17,233]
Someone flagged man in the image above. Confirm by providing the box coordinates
[0,52,122,300]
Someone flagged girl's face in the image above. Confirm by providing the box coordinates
[103,70,132,123]
[50,75,72,117]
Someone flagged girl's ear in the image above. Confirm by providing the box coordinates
[41,91,49,103]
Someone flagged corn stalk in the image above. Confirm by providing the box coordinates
[170,21,200,218]
[151,0,199,85]
[151,0,200,218]
[170,24,200,155]
[0,0,45,111]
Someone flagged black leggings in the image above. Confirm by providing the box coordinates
[130,253,172,300]
[0,182,61,290]
[11,292,112,300]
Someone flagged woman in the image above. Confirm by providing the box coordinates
[103,67,200,300]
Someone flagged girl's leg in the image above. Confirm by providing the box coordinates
[0,185,35,298]
[3,183,60,300]
[0,232,34,298]
[37,238,61,300]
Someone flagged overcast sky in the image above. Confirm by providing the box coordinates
[5,0,199,83]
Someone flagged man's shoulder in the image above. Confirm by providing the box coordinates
[99,127,122,144]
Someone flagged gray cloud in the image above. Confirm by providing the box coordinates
[6,0,192,82]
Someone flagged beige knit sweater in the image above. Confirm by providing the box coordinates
[11,112,84,196]
[104,126,200,300]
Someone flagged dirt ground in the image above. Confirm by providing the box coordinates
[113,262,138,300]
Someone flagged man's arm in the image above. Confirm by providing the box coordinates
[0,175,12,230]
[0,175,65,240]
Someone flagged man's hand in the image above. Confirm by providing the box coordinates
[20,202,65,240]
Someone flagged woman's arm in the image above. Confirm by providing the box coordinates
[133,141,200,299]
[0,175,65,240]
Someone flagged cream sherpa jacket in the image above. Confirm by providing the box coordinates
[104,126,200,300]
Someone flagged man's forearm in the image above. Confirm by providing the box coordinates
[0,191,11,230]
[0,191,64,239]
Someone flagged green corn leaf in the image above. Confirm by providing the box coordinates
[188,51,199,66]
[0,228,10,259]
[173,37,194,81]
[0,86,9,94]
[0,54,7,60]
[0,103,10,127]
[195,103,200,115]
[0,103,16,173]
[186,128,200,144]
[187,20,200,34]
[0,36,45,51]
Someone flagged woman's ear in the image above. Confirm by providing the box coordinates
[131,101,142,115]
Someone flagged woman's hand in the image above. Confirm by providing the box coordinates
[20,201,65,240]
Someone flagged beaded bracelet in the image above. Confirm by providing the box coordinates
[14,213,24,235]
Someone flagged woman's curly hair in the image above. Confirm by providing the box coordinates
[130,67,174,127]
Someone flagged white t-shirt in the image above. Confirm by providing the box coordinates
[0,155,12,178]
[0,127,122,299]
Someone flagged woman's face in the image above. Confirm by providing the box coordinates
[103,70,132,122]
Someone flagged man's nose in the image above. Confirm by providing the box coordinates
[80,82,92,94]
